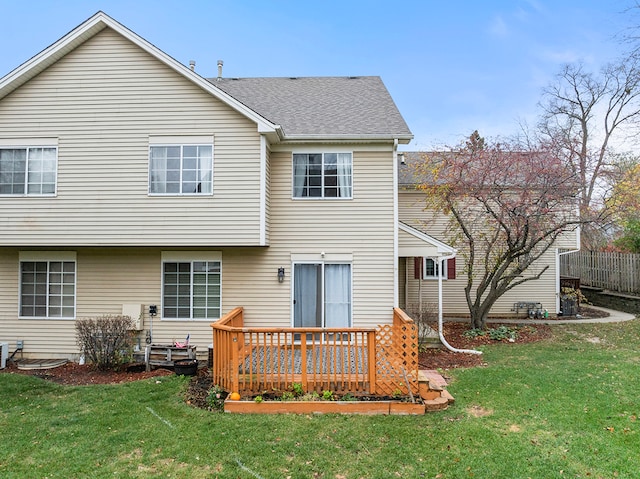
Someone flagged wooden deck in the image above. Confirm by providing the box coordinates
[210,308,419,397]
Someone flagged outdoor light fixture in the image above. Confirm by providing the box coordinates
[149,304,157,316]
[278,267,285,283]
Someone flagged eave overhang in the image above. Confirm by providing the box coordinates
[398,221,455,258]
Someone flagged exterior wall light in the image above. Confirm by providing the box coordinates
[278,267,285,283]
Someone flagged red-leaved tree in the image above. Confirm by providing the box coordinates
[414,131,584,329]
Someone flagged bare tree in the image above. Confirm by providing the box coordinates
[415,132,583,329]
[537,59,640,247]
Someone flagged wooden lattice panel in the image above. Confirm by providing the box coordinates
[375,322,419,396]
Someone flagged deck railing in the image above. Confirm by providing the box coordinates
[211,307,418,397]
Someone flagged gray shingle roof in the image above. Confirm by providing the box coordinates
[209,76,412,141]
[398,151,432,187]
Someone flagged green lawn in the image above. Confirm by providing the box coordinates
[1,319,639,478]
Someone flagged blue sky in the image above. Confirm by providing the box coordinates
[0,0,634,149]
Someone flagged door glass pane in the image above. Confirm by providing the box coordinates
[325,264,351,327]
[293,264,321,328]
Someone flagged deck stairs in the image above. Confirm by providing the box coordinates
[418,369,455,411]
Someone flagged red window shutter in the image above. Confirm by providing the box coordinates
[447,257,456,279]
[414,257,423,279]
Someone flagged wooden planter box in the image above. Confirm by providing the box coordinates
[224,399,425,415]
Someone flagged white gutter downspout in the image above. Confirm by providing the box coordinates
[436,253,483,355]
[259,134,267,246]
[393,139,399,307]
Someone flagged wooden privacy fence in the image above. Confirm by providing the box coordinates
[210,307,418,397]
[561,251,640,295]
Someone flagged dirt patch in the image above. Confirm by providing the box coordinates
[467,405,493,417]
[185,367,214,408]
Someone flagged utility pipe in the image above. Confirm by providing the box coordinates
[436,253,483,355]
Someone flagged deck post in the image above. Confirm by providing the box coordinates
[300,333,308,390]
[230,331,241,393]
[367,330,377,394]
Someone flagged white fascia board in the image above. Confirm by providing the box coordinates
[0,15,108,98]
[282,134,413,144]
[398,221,456,255]
[0,12,280,137]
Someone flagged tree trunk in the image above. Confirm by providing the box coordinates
[469,291,498,330]
[470,308,488,330]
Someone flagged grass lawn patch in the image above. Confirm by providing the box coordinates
[1,318,639,478]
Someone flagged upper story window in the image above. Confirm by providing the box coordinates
[149,144,213,195]
[0,147,57,196]
[293,153,352,198]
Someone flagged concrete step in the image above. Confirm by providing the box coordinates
[424,396,450,411]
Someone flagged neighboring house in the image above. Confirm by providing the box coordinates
[1,12,449,361]
[398,151,580,318]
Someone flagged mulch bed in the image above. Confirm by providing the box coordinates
[419,321,552,370]
[1,361,174,385]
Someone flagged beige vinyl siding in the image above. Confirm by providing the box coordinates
[1,140,399,356]
[264,143,271,245]
[399,190,563,317]
[0,241,393,359]
[0,28,263,246]
[398,228,442,257]
[403,253,558,318]
[0,247,280,359]
[266,148,396,328]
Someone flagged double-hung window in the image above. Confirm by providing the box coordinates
[149,141,213,195]
[19,252,76,319]
[161,253,221,320]
[0,146,57,195]
[293,152,352,198]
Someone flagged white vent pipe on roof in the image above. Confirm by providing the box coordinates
[217,60,224,80]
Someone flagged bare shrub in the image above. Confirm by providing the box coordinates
[406,302,438,340]
[76,315,135,371]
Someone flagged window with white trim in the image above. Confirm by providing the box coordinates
[149,144,213,195]
[414,257,456,280]
[162,260,221,319]
[424,258,442,279]
[0,147,57,195]
[292,153,352,198]
[20,256,76,319]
